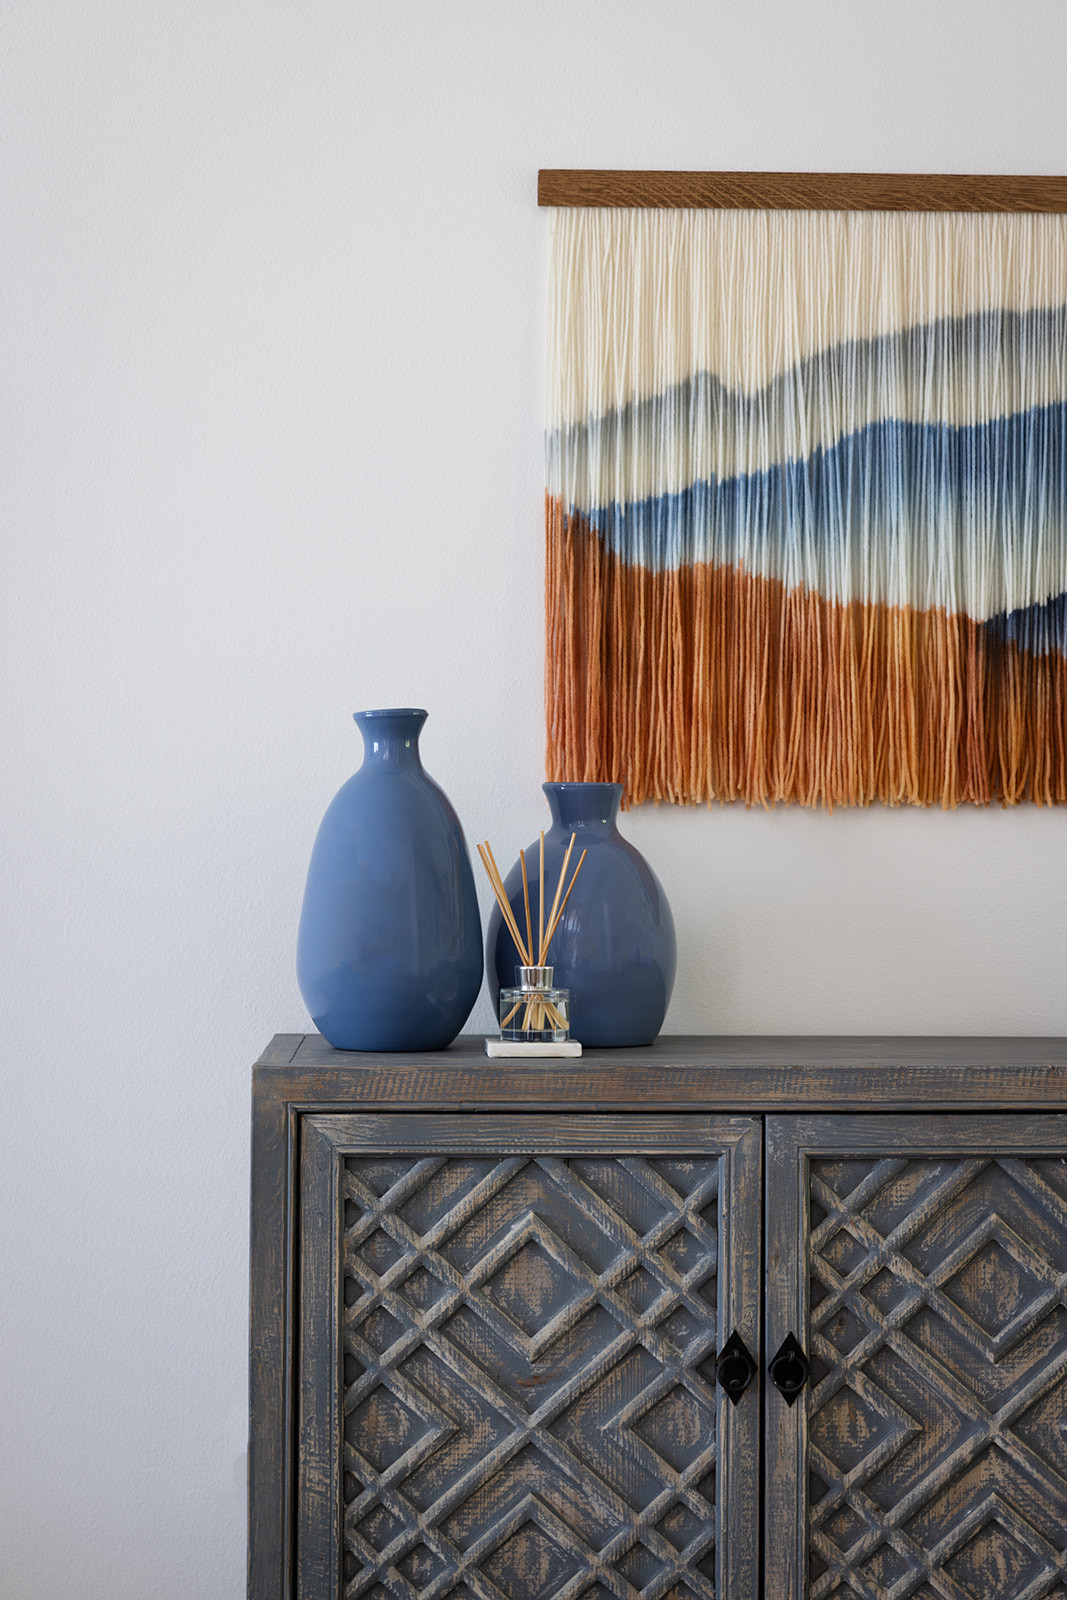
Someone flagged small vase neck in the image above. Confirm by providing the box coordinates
[543,781,622,833]
[355,707,427,771]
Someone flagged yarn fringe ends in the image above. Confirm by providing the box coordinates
[546,497,1067,810]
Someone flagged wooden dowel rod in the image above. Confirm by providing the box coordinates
[537,169,1067,213]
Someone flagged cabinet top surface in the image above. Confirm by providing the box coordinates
[253,1033,1067,1112]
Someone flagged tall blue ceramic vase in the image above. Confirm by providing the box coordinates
[297,708,483,1051]
[488,782,676,1047]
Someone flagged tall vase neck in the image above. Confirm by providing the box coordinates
[355,708,427,771]
[543,781,623,833]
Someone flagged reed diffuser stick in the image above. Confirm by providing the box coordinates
[538,831,545,967]
[477,842,529,964]
[542,847,587,952]
[540,832,576,964]
[519,850,533,971]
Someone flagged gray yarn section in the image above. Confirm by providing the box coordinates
[546,305,1067,514]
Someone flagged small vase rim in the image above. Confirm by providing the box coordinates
[542,779,624,830]
[542,780,623,797]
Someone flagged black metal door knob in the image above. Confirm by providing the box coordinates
[769,1333,809,1404]
[714,1330,758,1405]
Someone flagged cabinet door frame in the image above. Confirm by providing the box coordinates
[298,1111,762,1600]
[764,1112,1067,1600]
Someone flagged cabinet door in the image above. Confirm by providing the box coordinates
[298,1113,761,1600]
[766,1114,1067,1600]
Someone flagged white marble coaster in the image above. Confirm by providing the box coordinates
[484,1038,583,1059]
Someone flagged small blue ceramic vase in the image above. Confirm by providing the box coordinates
[297,708,483,1051]
[488,782,676,1047]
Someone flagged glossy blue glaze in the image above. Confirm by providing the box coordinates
[487,782,676,1047]
[297,708,483,1051]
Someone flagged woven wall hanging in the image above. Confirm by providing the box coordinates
[541,171,1067,808]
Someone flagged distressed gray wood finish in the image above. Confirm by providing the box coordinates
[255,1036,1067,1113]
[249,1037,1067,1600]
[298,1115,761,1600]
[766,1115,1067,1600]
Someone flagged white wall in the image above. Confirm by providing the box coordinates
[3,2,1066,1593]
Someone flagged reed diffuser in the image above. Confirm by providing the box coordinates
[478,832,585,1052]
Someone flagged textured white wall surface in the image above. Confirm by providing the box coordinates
[3,2,1066,1593]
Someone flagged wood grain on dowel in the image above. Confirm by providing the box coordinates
[537,169,1067,212]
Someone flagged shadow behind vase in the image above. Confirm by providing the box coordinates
[488,782,676,1047]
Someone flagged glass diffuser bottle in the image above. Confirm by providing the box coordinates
[499,965,570,1044]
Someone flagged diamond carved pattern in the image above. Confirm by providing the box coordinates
[806,1153,1067,1600]
[340,1152,721,1598]
[481,1239,585,1336]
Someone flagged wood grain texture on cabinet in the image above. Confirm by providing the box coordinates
[254,1034,1067,1114]
[765,1114,1067,1600]
[296,1112,761,1600]
[249,1036,1067,1600]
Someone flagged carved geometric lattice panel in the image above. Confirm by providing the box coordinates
[340,1151,722,1600]
[806,1151,1067,1600]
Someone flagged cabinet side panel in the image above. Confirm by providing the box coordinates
[249,1079,297,1600]
[300,1114,759,1600]
[772,1115,1067,1600]
[298,1119,345,1600]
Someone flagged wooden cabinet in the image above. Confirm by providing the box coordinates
[765,1114,1067,1600]
[249,1036,1067,1600]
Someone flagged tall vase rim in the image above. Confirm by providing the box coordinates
[354,707,428,724]
[354,707,427,769]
